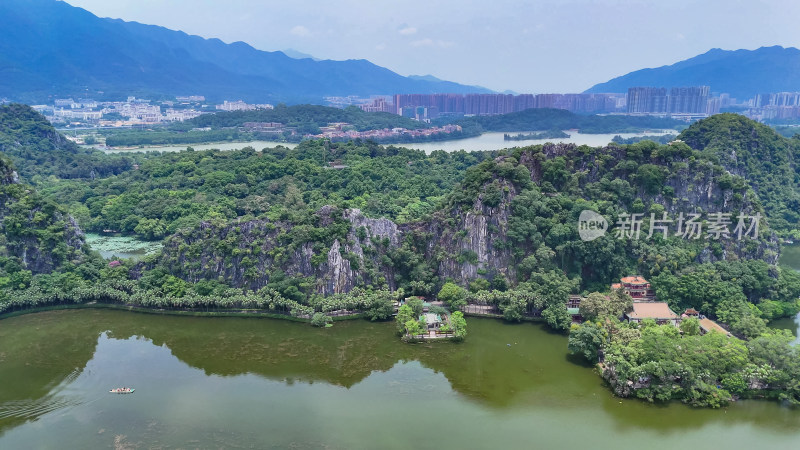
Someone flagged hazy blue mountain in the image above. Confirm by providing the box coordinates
[585,46,800,99]
[281,49,320,61]
[408,74,492,93]
[0,0,491,103]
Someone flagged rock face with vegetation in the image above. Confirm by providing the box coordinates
[153,129,781,298]
[157,207,403,295]
[0,155,88,276]
[0,154,19,185]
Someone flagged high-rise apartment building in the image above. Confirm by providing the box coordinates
[626,87,667,113]
[668,86,709,114]
[627,86,710,114]
[393,93,623,116]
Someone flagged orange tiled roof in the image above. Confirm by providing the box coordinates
[627,302,678,320]
[620,276,649,285]
[699,318,731,336]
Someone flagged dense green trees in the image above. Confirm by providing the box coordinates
[594,321,800,408]
[311,312,332,327]
[679,114,800,237]
[650,260,800,334]
[105,129,250,147]
[40,140,492,240]
[438,282,467,309]
[187,104,426,133]
[0,104,134,180]
[578,290,632,322]
[568,321,607,361]
[449,311,467,340]
[396,304,415,335]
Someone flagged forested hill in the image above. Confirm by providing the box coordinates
[183,104,426,131]
[0,155,91,278]
[0,104,133,180]
[678,113,800,233]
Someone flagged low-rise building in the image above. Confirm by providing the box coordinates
[698,318,732,337]
[625,302,680,326]
[611,276,656,301]
[421,313,443,331]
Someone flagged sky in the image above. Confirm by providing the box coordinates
[65,0,800,94]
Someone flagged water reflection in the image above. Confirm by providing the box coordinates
[1,310,799,448]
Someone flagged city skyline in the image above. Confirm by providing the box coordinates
[64,0,800,94]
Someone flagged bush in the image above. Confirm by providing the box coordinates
[437,282,466,309]
[311,312,332,327]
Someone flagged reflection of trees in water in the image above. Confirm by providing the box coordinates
[2,310,799,436]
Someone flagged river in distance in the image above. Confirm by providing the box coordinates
[395,130,675,153]
[97,131,673,155]
[99,140,298,154]
[0,310,798,449]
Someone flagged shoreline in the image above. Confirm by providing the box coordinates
[95,128,680,152]
[97,140,296,152]
[0,302,366,323]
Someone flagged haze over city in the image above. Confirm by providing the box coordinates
[63,0,800,93]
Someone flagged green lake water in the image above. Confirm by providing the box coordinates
[771,244,800,342]
[85,233,162,261]
[1,310,799,449]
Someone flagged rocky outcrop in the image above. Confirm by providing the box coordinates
[155,143,782,294]
[158,208,402,295]
[0,157,87,273]
[520,142,779,264]
[0,156,18,185]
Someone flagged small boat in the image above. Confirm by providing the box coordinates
[109,388,135,394]
[786,240,795,245]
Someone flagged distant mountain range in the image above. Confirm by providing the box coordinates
[0,0,491,103]
[585,46,800,99]
[281,49,320,61]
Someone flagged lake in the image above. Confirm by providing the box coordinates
[395,131,675,153]
[771,244,800,342]
[99,140,298,154]
[1,310,798,449]
[98,131,673,155]
[85,233,162,261]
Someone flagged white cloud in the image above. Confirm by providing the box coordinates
[290,25,310,37]
[411,38,434,47]
[399,26,417,35]
[375,43,386,51]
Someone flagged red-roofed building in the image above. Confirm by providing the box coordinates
[683,308,699,317]
[612,276,656,301]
